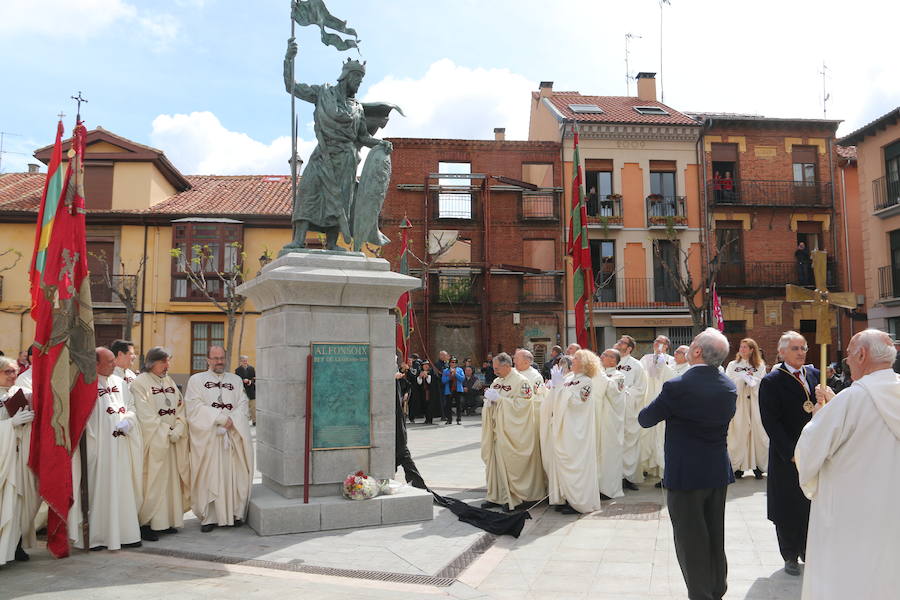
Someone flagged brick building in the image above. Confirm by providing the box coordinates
[528,74,704,355]
[380,134,563,366]
[693,113,863,363]
[838,107,900,338]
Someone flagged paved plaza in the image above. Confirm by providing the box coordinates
[2,416,802,599]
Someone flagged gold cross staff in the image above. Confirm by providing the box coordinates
[785,250,856,398]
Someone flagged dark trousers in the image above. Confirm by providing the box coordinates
[667,486,728,600]
[774,518,808,562]
[443,391,461,422]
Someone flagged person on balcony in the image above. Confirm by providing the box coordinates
[795,242,812,286]
[712,170,723,203]
[721,171,734,202]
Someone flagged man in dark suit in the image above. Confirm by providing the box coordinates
[541,345,563,381]
[759,331,817,577]
[639,328,736,600]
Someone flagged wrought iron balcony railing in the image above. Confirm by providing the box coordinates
[717,261,836,288]
[586,195,624,227]
[520,274,562,303]
[593,277,685,309]
[873,176,900,212]
[878,265,899,299]
[646,196,688,227]
[521,191,559,220]
[708,179,832,207]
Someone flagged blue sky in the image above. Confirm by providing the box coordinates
[1,0,896,175]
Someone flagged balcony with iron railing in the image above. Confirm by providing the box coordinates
[586,195,624,229]
[878,265,900,300]
[521,190,560,221]
[520,274,562,303]
[646,195,688,228]
[708,179,833,207]
[873,176,900,215]
[717,261,837,289]
[593,277,685,310]
[431,187,479,220]
[90,273,138,304]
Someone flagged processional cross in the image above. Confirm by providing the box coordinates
[784,250,856,394]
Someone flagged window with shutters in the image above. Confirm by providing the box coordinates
[191,322,224,373]
[171,221,243,301]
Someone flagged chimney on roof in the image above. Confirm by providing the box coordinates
[636,72,657,102]
[539,81,553,98]
[27,163,40,173]
[494,127,506,141]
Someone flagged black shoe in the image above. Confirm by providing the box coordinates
[654,481,663,488]
[201,523,217,533]
[122,541,143,549]
[232,519,243,528]
[623,479,639,491]
[157,527,177,535]
[14,541,29,562]
[457,420,461,425]
[784,560,801,576]
[753,468,764,480]
[424,420,432,424]
[553,504,566,512]
[734,470,744,479]
[560,505,580,515]
[480,501,502,509]
[89,545,107,552]
[600,493,611,500]
[140,526,159,542]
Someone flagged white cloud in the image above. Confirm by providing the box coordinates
[0,0,179,47]
[149,111,315,176]
[362,59,536,140]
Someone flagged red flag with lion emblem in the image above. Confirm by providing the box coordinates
[28,121,98,558]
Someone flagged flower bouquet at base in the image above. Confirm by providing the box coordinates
[342,470,380,500]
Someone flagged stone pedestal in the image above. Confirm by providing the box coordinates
[237,251,430,535]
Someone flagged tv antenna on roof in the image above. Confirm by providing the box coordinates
[625,33,642,95]
[820,61,830,118]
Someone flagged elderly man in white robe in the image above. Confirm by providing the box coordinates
[640,335,675,479]
[544,350,606,514]
[131,347,190,541]
[481,352,546,511]
[0,356,38,565]
[185,346,253,532]
[111,339,138,387]
[672,345,691,377]
[598,349,626,499]
[614,335,647,490]
[795,329,900,600]
[69,348,143,550]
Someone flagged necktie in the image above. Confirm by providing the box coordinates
[793,370,802,382]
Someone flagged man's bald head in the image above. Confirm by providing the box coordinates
[847,329,897,379]
[96,347,115,377]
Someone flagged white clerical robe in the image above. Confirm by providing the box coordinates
[795,369,900,600]
[184,370,253,526]
[131,372,190,530]
[639,353,674,476]
[482,369,546,508]
[597,367,625,498]
[114,366,137,387]
[0,386,39,565]
[671,362,691,377]
[69,375,143,549]
[617,355,647,483]
[544,372,605,513]
[725,359,768,472]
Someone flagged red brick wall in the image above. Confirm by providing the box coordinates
[381,138,563,363]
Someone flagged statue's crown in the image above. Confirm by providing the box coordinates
[340,58,366,79]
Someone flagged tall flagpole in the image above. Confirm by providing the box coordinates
[289,2,298,218]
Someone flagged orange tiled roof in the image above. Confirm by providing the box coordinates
[835,145,857,160]
[543,92,699,126]
[0,172,292,216]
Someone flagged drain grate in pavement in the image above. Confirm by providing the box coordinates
[435,533,497,579]
[588,502,662,520]
[127,546,456,587]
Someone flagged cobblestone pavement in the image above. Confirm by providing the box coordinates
[2,414,803,599]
